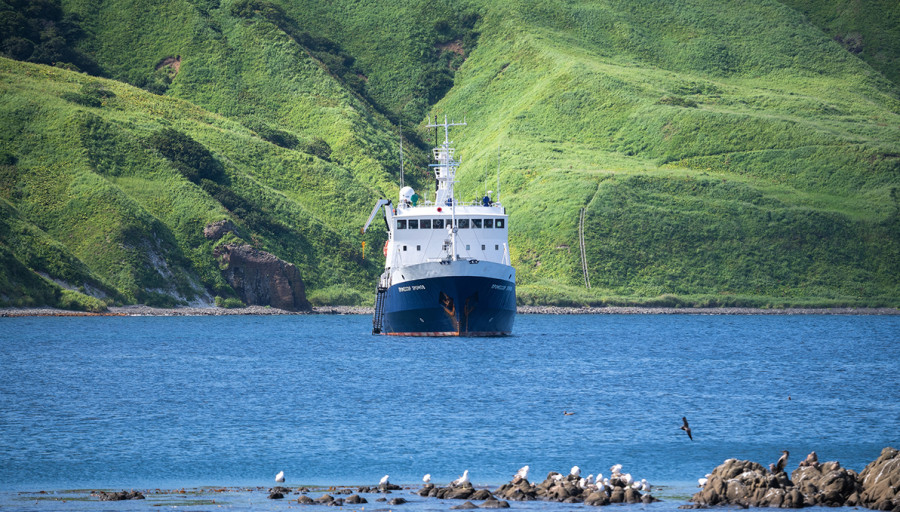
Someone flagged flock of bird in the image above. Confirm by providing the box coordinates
[270,465,651,493]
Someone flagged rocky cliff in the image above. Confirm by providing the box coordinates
[213,243,311,312]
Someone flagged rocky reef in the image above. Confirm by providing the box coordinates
[689,447,899,510]
[416,468,658,507]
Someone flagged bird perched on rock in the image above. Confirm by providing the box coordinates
[380,475,390,486]
[610,464,622,476]
[275,471,285,483]
[774,450,789,473]
[799,451,818,468]
[698,477,708,487]
[513,465,529,483]
[451,470,469,487]
[570,466,581,478]
[681,416,693,440]
[622,473,634,486]
[640,479,650,492]
[423,474,431,483]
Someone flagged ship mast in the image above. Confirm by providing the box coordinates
[427,114,466,261]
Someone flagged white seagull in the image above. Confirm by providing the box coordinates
[698,477,709,487]
[640,479,651,492]
[570,466,581,478]
[622,473,634,486]
[380,475,390,486]
[452,470,470,487]
[610,464,622,476]
[275,471,285,482]
[514,465,529,482]
[423,474,431,484]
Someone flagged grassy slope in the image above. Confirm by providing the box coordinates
[0,57,385,307]
[0,0,898,308]
[779,0,900,86]
[438,0,900,305]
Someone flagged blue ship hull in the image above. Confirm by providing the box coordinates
[381,275,515,336]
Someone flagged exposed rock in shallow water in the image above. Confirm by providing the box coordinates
[314,494,334,504]
[451,501,478,509]
[389,497,407,505]
[858,447,900,511]
[214,243,310,311]
[791,461,861,506]
[345,494,366,504]
[297,495,314,504]
[692,448,900,510]
[267,491,284,499]
[480,498,510,508]
[492,470,654,507]
[94,490,145,501]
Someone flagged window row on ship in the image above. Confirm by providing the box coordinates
[395,218,506,230]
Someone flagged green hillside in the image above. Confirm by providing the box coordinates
[1,0,898,310]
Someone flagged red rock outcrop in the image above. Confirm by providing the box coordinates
[214,243,310,311]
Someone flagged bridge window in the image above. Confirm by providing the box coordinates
[417,245,421,251]
[403,245,407,251]
[397,220,406,229]
[420,219,431,229]
[433,218,444,229]
[495,245,499,250]
[484,218,494,228]
[458,218,469,228]
[496,219,505,229]
[408,219,419,229]
[472,219,482,229]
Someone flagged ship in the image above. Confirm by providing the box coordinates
[361,116,516,336]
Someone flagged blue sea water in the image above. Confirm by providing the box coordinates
[0,314,898,509]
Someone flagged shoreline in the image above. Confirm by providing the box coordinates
[1,304,897,317]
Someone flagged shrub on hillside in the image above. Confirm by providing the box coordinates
[61,83,115,108]
[147,128,226,184]
[301,137,332,161]
[244,119,299,149]
[214,295,244,308]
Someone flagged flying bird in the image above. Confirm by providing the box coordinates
[774,450,789,473]
[423,474,431,483]
[681,416,693,440]
[275,471,285,482]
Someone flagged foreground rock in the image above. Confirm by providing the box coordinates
[213,243,311,311]
[691,448,900,510]
[858,447,900,511]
